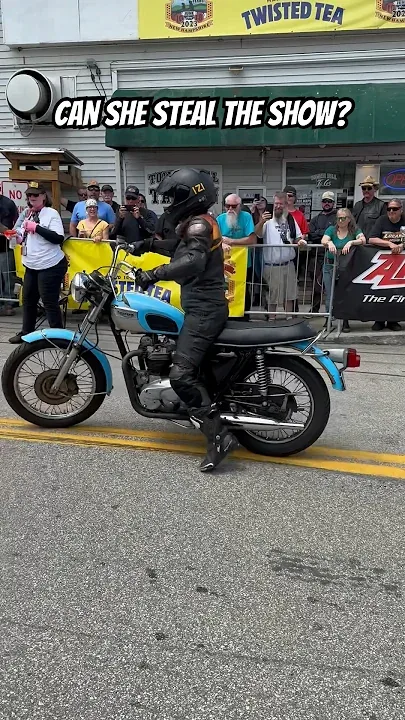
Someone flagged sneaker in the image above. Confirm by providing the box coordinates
[386,322,402,331]
[342,320,350,333]
[371,322,386,331]
[8,332,24,344]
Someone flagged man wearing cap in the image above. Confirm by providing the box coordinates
[307,191,337,313]
[352,176,386,241]
[109,185,155,244]
[283,186,310,237]
[69,180,115,237]
[101,185,120,214]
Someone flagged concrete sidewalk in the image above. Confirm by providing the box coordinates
[1,309,405,346]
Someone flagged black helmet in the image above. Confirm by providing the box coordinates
[157,167,217,224]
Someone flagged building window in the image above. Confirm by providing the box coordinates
[286,161,355,219]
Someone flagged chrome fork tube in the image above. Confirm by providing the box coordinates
[50,292,109,392]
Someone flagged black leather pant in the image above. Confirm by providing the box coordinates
[169,304,229,409]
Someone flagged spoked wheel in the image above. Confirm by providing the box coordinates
[1,339,107,428]
[224,355,330,456]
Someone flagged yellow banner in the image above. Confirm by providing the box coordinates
[139,0,405,38]
[13,240,248,317]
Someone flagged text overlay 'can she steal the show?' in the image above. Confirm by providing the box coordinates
[52,96,356,130]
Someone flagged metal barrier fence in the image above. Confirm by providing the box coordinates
[0,241,339,332]
[0,248,21,317]
[240,243,337,333]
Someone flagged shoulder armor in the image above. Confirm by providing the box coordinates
[186,216,212,238]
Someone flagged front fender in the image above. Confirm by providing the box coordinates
[288,341,345,391]
[21,329,113,395]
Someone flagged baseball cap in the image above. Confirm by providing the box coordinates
[125,185,140,197]
[283,185,297,195]
[85,198,98,208]
[26,181,47,195]
[87,179,100,189]
[101,184,113,192]
[322,191,335,201]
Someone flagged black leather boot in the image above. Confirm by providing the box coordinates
[190,404,239,472]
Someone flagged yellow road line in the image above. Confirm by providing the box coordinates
[1,427,405,480]
[0,417,404,466]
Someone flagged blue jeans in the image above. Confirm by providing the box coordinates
[322,262,335,315]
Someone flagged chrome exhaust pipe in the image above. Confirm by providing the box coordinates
[220,413,305,431]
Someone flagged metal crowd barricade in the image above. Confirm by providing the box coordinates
[241,243,338,333]
[0,246,21,316]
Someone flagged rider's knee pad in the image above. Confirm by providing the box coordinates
[169,357,202,407]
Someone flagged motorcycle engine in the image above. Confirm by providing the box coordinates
[139,335,175,377]
[138,335,184,411]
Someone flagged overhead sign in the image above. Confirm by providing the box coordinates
[139,0,405,38]
[1,181,28,215]
[144,165,223,216]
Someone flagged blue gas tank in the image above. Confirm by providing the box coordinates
[110,291,184,335]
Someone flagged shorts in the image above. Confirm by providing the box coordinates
[263,261,298,306]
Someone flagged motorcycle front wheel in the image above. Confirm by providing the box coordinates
[228,354,331,457]
[1,338,107,428]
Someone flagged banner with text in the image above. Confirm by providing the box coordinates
[13,240,248,317]
[333,247,405,322]
[139,0,405,39]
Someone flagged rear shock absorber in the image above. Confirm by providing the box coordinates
[255,349,268,405]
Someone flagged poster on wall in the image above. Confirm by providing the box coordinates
[144,165,223,217]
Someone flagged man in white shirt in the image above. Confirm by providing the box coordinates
[255,191,307,315]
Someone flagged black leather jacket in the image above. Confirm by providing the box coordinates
[352,197,386,240]
[142,214,227,312]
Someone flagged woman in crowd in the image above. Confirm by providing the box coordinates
[76,198,109,242]
[321,208,365,333]
[9,182,67,344]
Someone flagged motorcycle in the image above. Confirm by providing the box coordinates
[1,242,360,457]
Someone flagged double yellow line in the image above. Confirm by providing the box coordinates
[0,417,405,480]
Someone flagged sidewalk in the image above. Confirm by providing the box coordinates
[1,309,405,346]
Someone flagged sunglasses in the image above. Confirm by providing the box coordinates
[26,193,40,198]
[388,207,401,212]
[338,216,349,221]
[362,186,373,191]
[286,193,296,197]
[225,204,238,209]
[322,199,333,203]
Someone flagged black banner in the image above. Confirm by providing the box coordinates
[333,246,405,322]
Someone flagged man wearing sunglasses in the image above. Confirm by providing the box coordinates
[368,198,405,331]
[352,175,386,241]
[307,191,338,313]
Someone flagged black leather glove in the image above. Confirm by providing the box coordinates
[135,268,158,290]
[127,240,147,256]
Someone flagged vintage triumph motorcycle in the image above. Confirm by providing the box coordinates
[1,242,360,457]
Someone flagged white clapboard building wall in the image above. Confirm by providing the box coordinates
[1,0,405,207]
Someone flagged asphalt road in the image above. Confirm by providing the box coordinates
[0,334,404,719]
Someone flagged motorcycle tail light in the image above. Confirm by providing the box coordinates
[346,348,361,368]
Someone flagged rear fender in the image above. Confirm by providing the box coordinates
[21,328,113,394]
[288,341,345,391]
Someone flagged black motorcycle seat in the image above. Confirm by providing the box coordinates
[215,319,318,347]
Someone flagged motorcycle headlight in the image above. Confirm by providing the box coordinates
[70,272,88,303]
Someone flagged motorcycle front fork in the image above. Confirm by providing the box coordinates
[50,293,109,392]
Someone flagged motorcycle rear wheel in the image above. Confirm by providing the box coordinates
[230,354,331,457]
[1,338,107,428]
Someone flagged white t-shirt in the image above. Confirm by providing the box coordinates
[259,215,301,265]
[18,207,65,270]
